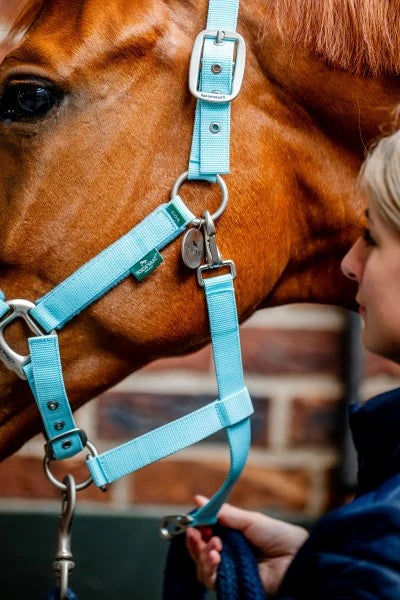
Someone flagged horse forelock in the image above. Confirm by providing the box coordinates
[10,0,400,76]
[8,0,50,35]
[272,0,400,76]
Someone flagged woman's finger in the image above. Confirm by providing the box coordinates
[199,543,219,582]
[186,527,206,562]
[207,536,223,553]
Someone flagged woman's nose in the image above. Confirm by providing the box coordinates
[341,238,362,282]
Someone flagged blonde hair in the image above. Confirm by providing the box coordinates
[360,130,400,232]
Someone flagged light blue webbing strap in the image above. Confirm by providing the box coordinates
[0,291,9,319]
[86,386,252,487]
[189,273,251,526]
[11,196,194,461]
[29,197,195,332]
[23,335,85,460]
[87,272,252,527]
[188,0,240,180]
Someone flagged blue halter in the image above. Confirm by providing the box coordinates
[0,0,264,597]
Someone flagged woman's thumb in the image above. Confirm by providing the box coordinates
[194,494,210,507]
[193,495,254,532]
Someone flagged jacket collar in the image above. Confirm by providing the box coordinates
[349,387,400,495]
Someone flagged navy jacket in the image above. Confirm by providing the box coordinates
[277,387,400,599]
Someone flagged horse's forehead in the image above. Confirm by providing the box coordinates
[13,0,167,76]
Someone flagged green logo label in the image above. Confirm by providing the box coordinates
[131,249,163,281]
[166,203,186,228]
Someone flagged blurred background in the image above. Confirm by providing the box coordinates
[1,3,400,599]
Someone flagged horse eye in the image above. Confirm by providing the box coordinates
[0,82,63,122]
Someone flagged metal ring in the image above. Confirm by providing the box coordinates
[170,170,228,227]
[43,440,98,492]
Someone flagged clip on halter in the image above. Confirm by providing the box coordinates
[160,514,195,541]
[197,210,236,287]
[45,474,78,600]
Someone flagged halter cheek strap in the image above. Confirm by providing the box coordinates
[188,0,244,180]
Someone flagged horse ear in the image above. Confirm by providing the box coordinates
[8,0,46,37]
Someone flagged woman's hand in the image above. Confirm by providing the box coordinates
[186,495,309,596]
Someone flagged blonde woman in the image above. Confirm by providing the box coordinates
[186,130,400,598]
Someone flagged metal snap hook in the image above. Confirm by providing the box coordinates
[52,474,76,600]
[160,514,194,540]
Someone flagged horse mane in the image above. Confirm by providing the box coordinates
[272,0,400,76]
[7,0,400,76]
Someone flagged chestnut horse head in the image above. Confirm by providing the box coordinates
[0,0,400,458]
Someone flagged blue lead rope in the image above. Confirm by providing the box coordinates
[45,588,78,600]
[163,527,266,600]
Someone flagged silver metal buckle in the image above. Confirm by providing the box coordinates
[160,514,194,540]
[197,259,237,287]
[44,428,88,460]
[0,299,50,380]
[189,29,246,103]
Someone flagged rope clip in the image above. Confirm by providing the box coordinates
[159,514,194,540]
[52,474,76,599]
[197,210,236,286]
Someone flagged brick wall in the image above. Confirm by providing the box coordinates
[1,14,400,521]
[1,302,398,520]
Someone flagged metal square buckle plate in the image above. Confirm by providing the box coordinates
[189,29,246,103]
[0,299,49,379]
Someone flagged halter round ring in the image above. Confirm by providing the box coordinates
[170,170,228,226]
[44,440,99,491]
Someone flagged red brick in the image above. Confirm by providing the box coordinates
[133,459,310,511]
[289,396,341,446]
[96,392,269,447]
[0,455,110,503]
[140,345,212,372]
[240,329,343,375]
